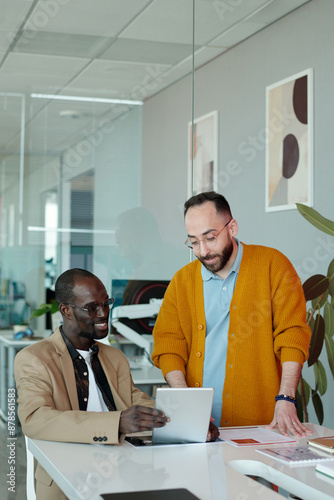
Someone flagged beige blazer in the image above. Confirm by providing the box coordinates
[14,328,155,497]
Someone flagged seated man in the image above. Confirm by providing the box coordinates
[14,268,169,500]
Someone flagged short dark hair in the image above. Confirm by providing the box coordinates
[184,191,232,218]
[55,268,96,305]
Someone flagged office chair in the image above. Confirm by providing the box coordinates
[24,435,36,500]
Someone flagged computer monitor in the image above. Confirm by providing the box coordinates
[110,279,169,357]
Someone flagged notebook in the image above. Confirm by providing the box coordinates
[256,446,334,466]
[101,489,200,499]
[308,436,334,454]
[152,387,214,444]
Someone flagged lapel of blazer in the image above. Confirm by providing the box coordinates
[98,345,128,411]
[51,327,80,410]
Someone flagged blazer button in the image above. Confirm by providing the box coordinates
[98,437,103,442]
[196,352,202,358]
[93,437,98,442]
[198,324,204,330]
[102,436,108,441]
[194,382,200,387]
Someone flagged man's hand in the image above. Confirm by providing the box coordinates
[119,406,170,435]
[207,421,219,442]
[267,400,312,437]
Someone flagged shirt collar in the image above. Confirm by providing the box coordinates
[60,326,97,360]
[201,238,243,281]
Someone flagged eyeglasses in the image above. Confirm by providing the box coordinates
[185,220,232,250]
[65,297,115,315]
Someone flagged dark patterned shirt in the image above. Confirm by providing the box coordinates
[60,327,116,411]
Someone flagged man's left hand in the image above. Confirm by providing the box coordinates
[267,400,312,437]
[207,421,219,442]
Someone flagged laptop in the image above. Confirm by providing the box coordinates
[152,387,214,444]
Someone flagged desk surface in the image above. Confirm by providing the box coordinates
[28,423,334,500]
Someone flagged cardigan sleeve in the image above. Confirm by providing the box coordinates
[270,251,311,365]
[151,276,189,377]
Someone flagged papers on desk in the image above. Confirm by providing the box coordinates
[256,446,334,466]
[218,426,297,446]
[316,461,334,479]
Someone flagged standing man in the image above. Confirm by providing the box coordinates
[15,268,169,500]
[152,192,312,437]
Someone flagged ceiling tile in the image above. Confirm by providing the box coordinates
[194,0,271,44]
[0,53,90,93]
[120,0,195,44]
[24,0,152,37]
[0,0,35,31]
[0,29,16,54]
[100,38,195,65]
[120,0,271,45]
[250,0,311,24]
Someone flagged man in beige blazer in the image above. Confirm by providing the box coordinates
[14,268,169,500]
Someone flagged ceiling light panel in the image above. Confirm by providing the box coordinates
[67,59,171,100]
[100,38,196,66]
[13,31,112,59]
[23,0,152,37]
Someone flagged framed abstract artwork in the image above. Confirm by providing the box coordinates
[265,69,313,212]
[188,111,218,197]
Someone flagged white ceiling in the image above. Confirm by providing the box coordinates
[0,0,311,166]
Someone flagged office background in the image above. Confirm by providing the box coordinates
[0,0,333,428]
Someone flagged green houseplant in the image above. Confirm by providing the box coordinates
[296,204,334,424]
[29,300,59,320]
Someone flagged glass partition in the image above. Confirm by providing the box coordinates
[0,1,195,332]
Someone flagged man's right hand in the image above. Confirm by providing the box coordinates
[119,405,170,435]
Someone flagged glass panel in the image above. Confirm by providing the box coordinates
[0,2,195,334]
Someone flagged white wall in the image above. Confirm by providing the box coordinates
[142,0,334,428]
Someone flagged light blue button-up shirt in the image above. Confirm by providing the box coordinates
[202,239,243,425]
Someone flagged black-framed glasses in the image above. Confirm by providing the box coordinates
[65,297,115,315]
[185,220,232,250]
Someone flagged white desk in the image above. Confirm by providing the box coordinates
[28,423,334,500]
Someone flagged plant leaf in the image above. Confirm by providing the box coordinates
[313,360,327,396]
[328,258,334,297]
[303,274,329,302]
[30,304,52,318]
[296,203,334,236]
[311,391,324,425]
[295,390,304,422]
[324,302,334,338]
[308,314,325,367]
[324,332,334,378]
[51,301,59,314]
[312,289,328,309]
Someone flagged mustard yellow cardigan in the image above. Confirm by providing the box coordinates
[152,243,311,427]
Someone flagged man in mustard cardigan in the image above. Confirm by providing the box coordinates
[152,192,312,437]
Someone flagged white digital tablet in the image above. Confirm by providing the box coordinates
[152,387,214,444]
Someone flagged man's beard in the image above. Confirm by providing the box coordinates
[199,237,234,274]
